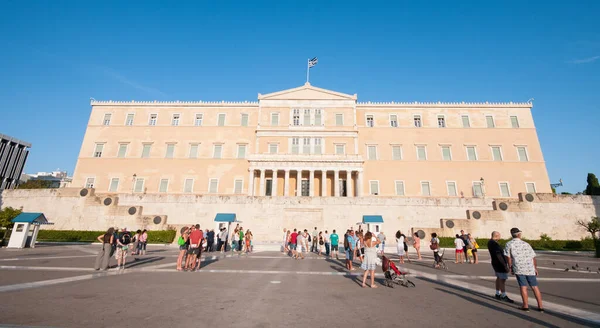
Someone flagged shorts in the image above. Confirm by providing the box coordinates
[115,247,128,259]
[331,245,339,251]
[471,248,477,253]
[360,248,365,255]
[345,248,354,261]
[187,247,200,256]
[516,274,538,287]
[179,245,187,251]
[495,271,509,280]
[455,249,463,254]
[290,243,297,250]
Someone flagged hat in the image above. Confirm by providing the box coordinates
[510,227,522,235]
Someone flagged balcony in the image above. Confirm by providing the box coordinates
[248,153,364,163]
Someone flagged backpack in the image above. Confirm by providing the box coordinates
[343,234,349,249]
[177,236,186,246]
[120,232,132,245]
[308,235,311,242]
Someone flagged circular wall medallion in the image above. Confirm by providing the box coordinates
[103,197,112,206]
[128,207,137,215]
[472,211,482,219]
[416,230,425,239]
[79,188,88,197]
[153,216,162,224]
[499,202,508,211]
[525,194,534,202]
[445,220,454,228]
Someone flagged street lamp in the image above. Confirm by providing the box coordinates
[550,178,563,193]
[480,177,485,198]
[132,173,137,194]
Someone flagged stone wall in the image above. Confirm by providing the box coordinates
[1,188,598,242]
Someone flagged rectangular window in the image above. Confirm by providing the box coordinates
[510,116,520,128]
[209,178,219,193]
[335,144,345,155]
[335,113,343,126]
[241,113,249,126]
[293,109,300,126]
[141,144,152,158]
[414,115,422,127]
[486,115,495,128]
[369,181,379,195]
[85,177,95,188]
[303,138,311,154]
[165,144,175,158]
[303,109,311,126]
[149,114,157,126]
[314,109,322,126]
[217,113,226,126]
[268,143,278,154]
[314,138,322,155]
[234,179,243,194]
[103,113,111,126]
[237,144,247,158]
[441,146,452,161]
[491,146,503,161]
[195,114,203,126]
[466,146,478,161]
[517,146,528,161]
[499,182,511,197]
[367,145,377,160]
[447,181,457,196]
[184,178,194,193]
[366,115,374,127]
[159,179,169,193]
[421,182,431,196]
[189,144,199,158]
[525,182,536,193]
[109,178,119,192]
[125,114,134,126]
[416,145,427,160]
[395,181,405,196]
[390,114,398,127]
[171,114,180,126]
[461,115,470,128]
[117,144,128,158]
[392,146,402,160]
[437,115,446,128]
[93,143,104,158]
[271,113,279,126]
[473,182,483,197]
[213,145,223,159]
[291,138,299,154]
[134,178,145,193]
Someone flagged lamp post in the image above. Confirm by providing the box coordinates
[550,178,563,193]
[480,177,485,198]
[131,173,137,194]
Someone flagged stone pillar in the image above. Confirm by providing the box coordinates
[346,170,353,197]
[334,170,340,197]
[357,171,363,197]
[321,170,327,197]
[259,169,266,196]
[284,170,290,196]
[296,169,302,196]
[309,170,315,197]
[271,169,278,197]
[248,169,255,196]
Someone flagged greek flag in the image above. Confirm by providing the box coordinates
[308,57,318,68]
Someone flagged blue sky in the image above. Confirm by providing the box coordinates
[0,1,598,193]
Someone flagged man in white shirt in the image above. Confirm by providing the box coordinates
[454,234,465,264]
[505,227,543,312]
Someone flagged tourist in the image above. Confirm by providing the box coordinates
[468,233,479,264]
[318,231,324,256]
[282,228,288,253]
[454,234,465,264]
[324,230,330,256]
[431,233,441,268]
[219,227,228,252]
[232,228,239,253]
[115,228,132,270]
[130,229,141,255]
[207,229,215,252]
[245,229,252,253]
[238,227,245,252]
[413,232,422,260]
[177,227,190,271]
[505,227,543,312]
[356,231,364,263]
[303,230,310,256]
[460,229,471,259]
[345,230,355,271]
[361,231,380,288]
[138,229,148,256]
[330,229,339,259]
[296,230,305,259]
[395,231,406,264]
[311,227,318,253]
[94,227,114,270]
[488,231,514,303]
[185,224,203,271]
[377,231,386,255]
[290,229,298,258]
[111,227,119,257]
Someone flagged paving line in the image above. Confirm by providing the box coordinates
[0,271,123,293]
[0,265,96,272]
[0,255,95,262]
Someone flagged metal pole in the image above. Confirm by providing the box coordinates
[306,58,309,83]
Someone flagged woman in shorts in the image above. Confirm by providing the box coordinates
[468,233,479,264]
[177,227,190,271]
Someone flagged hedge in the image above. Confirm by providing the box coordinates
[435,237,596,251]
[36,230,176,244]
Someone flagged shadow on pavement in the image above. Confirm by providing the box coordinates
[126,256,165,268]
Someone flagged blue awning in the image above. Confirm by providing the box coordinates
[214,213,236,222]
[362,215,383,223]
[12,213,47,224]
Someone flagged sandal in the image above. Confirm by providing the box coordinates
[519,307,530,312]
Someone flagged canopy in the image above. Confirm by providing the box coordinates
[214,213,236,222]
[362,215,383,223]
[11,213,52,225]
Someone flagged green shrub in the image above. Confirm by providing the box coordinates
[36,230,176,244]
[433,236,593,251]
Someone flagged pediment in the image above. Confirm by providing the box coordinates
[258,83,357,101]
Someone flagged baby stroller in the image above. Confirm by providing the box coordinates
[382,255,415,288]
[433,249,448,270]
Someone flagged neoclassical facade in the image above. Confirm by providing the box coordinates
[73,83,551,199]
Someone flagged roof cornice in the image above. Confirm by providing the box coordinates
[90,100,258,107]
[356,101,532,108]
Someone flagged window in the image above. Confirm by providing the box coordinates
[525,182,536,193]
[369,181,379,195]
[134,178,145,193]
[195,114,203,126]
[466,146,477,161]
[171,114,180,126]
[392,146,402,160]
[314,138,322,155]
[292,109,300,126]
[141,144,152,158]
[499,182,511,197]
[473,182,483,197]
[437,115,446,128]
[335,113,344,126]
[165,144,175,158]
[234,179,243,194]
[237,144,247,158]
[413,115,422,127]
[241,113,249,126]
[149,114,157,126]
[117,144,128,158]
[103,113,111,126]
[491,146,503,161]
[268,143,278,154]
[184,178,194,193]
[314,109,322,126]
[189,144,199,158]
[486,115,495,128]
[303,138,311,154]
[335,144,345,155]
[125,114,134,126]
[159,179,169,193]
[461,115,470,128]
[213,145,223,159]
[367,145,377,160]
[366,115,374,127]
[208,178,219,193]
[439,146,451,161]
[303,109,311,126]
[109,178,119,192]
[416,145,427,160]
[217,114,226,126]
[517,146,528,162]
[291,138,299,154]
[510,116,520,128]
[85,177,95,188]
[93,143,104,158]
[271,113,279,126]
[421,181,431,196]
[390,115,398,127]
[447,182,457,196]
[395,181,405,196]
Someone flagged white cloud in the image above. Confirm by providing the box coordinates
[567,56,600,64]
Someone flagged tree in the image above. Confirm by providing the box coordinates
[17,180,54,189]
[0,207,23,229]
[576,216,600,258]
[584,173,600,196]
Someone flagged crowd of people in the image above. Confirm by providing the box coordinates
[94,227,147,270]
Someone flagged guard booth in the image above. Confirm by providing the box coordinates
[360,215,384,234]
[7,213,53,249]
[214,213,240,251]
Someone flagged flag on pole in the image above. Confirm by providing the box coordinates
[308,57,318,68]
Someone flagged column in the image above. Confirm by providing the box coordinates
[334,170,340,197]
[296,169,302,196]
[357,171,363,197]
[271,169,278,197]
[248,169,255,196]
[346,170,353,197]
[259,169,266,196]
[309,170,315,197]
[284,170,290,196]
[321,170,327,197]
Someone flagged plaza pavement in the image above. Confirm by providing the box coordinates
[0,244,599,328]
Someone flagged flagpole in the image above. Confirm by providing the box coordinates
[306,58,310,83]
